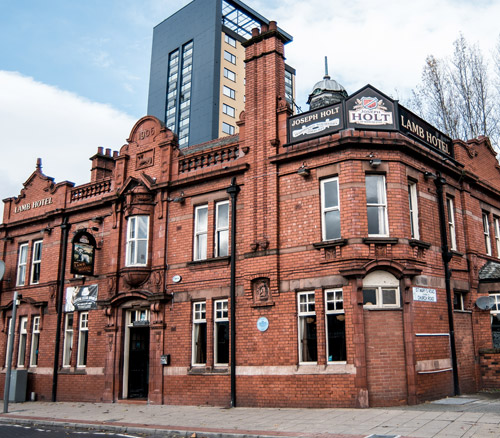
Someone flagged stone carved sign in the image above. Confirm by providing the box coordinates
[132,122,157,145]
[252,277,272,305]
[136,149,154,170]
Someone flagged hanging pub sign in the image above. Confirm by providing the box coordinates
[399,106,453,157]
[287,102,344,145]
[71,230,97,276]
[65,285,99,312]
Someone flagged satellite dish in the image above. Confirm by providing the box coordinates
[0,260,5,281]
[476,296,494,311]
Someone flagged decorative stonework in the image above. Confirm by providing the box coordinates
[250,237,269,252]
[121,266,151,288]
[375,244,387,257]
[49,284,57,304]
[150,301,163,325]
[147,270,163,293]
[251,277,274,306]
[325,247,339,261]
[107,275,116,295]
[135,149,155,170]
[312,239,347,262]
[105,307,113,327]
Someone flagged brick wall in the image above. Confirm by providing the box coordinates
[479,348,500,389]
[1,19,499,409]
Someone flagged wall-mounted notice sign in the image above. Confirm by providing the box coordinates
[413,287,437,302]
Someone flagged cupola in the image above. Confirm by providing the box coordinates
[307,57,347,110]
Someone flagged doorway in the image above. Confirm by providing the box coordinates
[123,309,150,399]
[128,327,149,398]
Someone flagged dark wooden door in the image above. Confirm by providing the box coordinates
[128,327,149,398]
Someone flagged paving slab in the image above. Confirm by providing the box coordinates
[0,392,499,438]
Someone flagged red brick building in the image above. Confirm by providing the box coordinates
[1,22,500,408]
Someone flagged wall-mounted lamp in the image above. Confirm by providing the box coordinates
[91,216,104,224]
[0,237,13,242]
[424,171,436,180]
[44,226,53,235]
[168,191,185,204]
[297,163,310,177]
[369,159,382,168]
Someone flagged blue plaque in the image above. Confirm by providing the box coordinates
[257,317,269,332]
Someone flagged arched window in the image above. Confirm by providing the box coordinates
[362,271,400,308]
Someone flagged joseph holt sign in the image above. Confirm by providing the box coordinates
[287,84,453,159]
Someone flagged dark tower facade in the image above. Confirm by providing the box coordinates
[147,0,294,147]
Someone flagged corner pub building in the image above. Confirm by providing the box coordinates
[1,22,500,408]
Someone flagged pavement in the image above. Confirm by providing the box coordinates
[0,392,499,438]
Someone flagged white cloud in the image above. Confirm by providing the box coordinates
[0,71,136,220]
[253,0,500,108]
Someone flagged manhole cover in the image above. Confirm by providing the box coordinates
[432,397,477,405]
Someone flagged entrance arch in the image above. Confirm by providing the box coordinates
[101,290,168,403]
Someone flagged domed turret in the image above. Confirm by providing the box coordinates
[307,57,347,110]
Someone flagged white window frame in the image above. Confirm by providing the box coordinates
[224,50,236,64]
[492,293,500,313]
[483,212,492,256]
[222,103,235,117]
[77,312,89,367]
[408,181,420,240]
[362,271,400,309]
[365,175,389,236]
[17,316,28,367]
[224,34,236,47]
[16,243,28,286]
[321,177,341,241]
[446,197,457,250]
[223,85,235,99]
[297,292,317,364]
[222,122,235,135]
[453,291,467,311]
[63,313,74,367]
[5,318,12,367]
[325,289,346,363]
[30,240,43,284]
[215,201,229,257]
[223,67,236,82]
[126,215,149,266]
[490,293,500,348]
[214,299,229,366]
[192,301,207,366]
[30,316,41,367]
[194,205,208,261]
[128,309,149,324]
[495,217,500,258]
[363,286,400,308]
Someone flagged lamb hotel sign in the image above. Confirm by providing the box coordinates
[287,84,453,158]
[14,197,53,214]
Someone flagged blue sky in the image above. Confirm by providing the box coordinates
[1,0,190,117]
[1,0,500,219]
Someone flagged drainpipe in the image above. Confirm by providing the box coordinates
[434,172,460,395]
[226,177,240,408]
[52,216,70,402]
